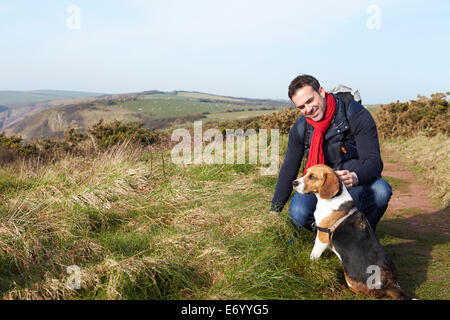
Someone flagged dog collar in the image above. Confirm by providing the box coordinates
[311,206,358,240]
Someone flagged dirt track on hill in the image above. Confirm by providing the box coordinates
[382,162,449,236]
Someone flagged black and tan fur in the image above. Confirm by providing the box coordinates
[293,164,412,300]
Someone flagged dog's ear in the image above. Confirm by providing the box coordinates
[319,171,341,199]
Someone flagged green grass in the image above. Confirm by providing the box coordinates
[205,110,279,122]
[382,175,410,192]
[102,94,286,120]
[377,217,449,299]
[0,171,35,194]
[0,134,447,300]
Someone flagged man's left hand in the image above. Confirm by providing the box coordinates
[335,170,358,189]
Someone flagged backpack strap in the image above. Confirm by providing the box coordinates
[304,122,313,151]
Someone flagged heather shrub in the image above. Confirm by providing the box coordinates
[374,92,449,138]
[206,107,301,135]
[0,120,163,163]
[87,119,160,149]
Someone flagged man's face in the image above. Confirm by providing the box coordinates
[291,85,327,122]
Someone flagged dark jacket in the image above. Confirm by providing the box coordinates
[271,94,383,212]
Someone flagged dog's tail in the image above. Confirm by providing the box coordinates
[386,283,413,300]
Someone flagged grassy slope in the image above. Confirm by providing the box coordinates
[103,93,287,119]
[0,90,104,107]
[3,91,289,141]
[3,105,147,141]
[0,131,447,300]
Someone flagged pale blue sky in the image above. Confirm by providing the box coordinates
[1,0,449,104]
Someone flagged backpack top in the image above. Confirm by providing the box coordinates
[328,84,362,104]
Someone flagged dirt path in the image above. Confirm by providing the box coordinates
[382,161,449,236]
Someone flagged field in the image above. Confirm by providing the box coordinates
[0,92,447,300]
[0,129,448,300]
[204,110,280,122]
[101,92,287,119]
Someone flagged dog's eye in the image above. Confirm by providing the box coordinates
[309,175,315,180]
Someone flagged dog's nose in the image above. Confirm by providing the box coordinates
[292,180,299,187]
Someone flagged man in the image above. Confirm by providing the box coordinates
[270,75,392,232]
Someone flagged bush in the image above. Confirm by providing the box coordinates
[206,107,301,135]
[0,132,38,163]
[0,120,163,163]
[87,119,160,149]
[374,93,449,138]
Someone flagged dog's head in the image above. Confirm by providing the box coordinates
[292,164,342,199]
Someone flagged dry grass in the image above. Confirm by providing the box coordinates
[0,132,333,300]
[0,129,447,300]
[381,133,450,207]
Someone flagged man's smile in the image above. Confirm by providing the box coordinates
[307,108,320,119]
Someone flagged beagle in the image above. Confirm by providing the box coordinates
[292,164,411,300]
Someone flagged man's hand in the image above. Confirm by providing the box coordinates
[335,170,358,189]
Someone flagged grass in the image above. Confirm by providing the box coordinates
[376,217,449,299]
[205,110,279,122]
[0,132,447,300]
[381,133,450,207]
[105,96,285,120]
[382,175,410,192]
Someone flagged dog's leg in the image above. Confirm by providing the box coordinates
[310,236,328,260]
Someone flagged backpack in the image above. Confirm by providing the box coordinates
[302,85,362,152]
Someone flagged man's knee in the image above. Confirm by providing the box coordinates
[289,194,316,229]
[289,208,310,229]
[371,178,392,207]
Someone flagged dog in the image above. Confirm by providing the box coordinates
[292,164,411,300]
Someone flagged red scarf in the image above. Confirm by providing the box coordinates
[303,92,336,174]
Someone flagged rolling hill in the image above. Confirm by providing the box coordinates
[0,90,105,107]
[2,90,290,141]
[0,90,106,131]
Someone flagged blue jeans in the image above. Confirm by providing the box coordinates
[289,178,392,232]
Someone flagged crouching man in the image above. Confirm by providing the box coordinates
[271,74,392,232]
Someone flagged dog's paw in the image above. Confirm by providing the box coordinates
[310,250,321,261]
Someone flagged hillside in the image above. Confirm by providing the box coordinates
[0,90,105,107]
[2,103,150,140]
[2,91,290,141]
[0,90,106,131]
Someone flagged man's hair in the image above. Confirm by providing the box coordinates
[288,74,321,100]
